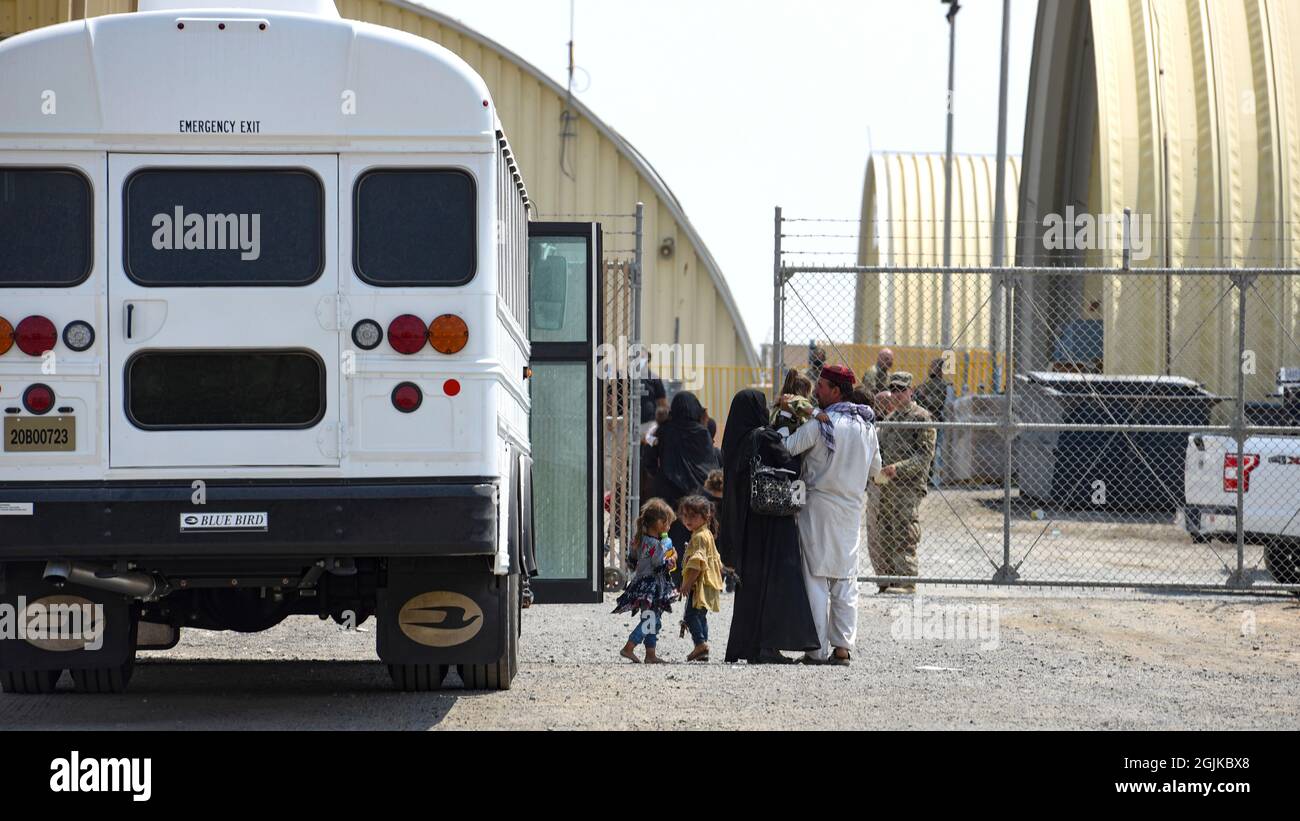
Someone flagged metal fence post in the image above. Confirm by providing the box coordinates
[995,270,1019,583]
[773,206,784,402]
[629,203,644,538]
[1231,271,1250,588]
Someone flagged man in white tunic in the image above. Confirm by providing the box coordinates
[783,364,881,665]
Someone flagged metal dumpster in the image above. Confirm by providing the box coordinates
[1014,372,1224,510]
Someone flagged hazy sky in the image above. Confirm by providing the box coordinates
[421,0,1039,351]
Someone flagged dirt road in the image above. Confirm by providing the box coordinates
[2,587,1296,730]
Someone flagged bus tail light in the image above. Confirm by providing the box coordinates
[429,314,468,354]
[22,384,55,415]
[62,320,95,352]
[391,382,422,413]
[0,316,12,355]
[387,315,427,355]
[15,315,57,356]
[351,319,383,351]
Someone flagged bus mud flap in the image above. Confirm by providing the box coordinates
[0,562,135,673]
[376,567,509,665]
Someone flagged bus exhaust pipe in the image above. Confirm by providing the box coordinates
[43,561,167,600]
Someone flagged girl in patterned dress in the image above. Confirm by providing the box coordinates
[615,498,679,663]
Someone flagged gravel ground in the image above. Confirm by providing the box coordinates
[2,586,1298,730]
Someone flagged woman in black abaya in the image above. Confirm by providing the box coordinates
[646,392,719,581]
[718,389,819,663]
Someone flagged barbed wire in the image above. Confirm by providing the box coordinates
[782,215,1300,226]
[536,211,637,219]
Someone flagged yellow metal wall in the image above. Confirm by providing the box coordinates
[0,0,758,374]
[1020,0,1300,400]
[854,152,1021,351]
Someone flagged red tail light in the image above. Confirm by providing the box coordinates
[15,315,57,356]
[22,384,55,415]
[1223,453,1260,492]
[387,315,427,355]
[391,382,423,413]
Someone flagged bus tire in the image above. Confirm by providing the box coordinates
[458,573,519,691]
[70,660,134,694]
[387,663,448,692]
[69,611,138,694]
[0,669,62,694]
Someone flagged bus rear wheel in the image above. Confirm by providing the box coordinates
[69,611,139,694]
[70,659,134,694]
[0,669,61,694]
[458,574,520,691]
[387,663,448,691]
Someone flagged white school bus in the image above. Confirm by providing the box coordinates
[0,0,604,693]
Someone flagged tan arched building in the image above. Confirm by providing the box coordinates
[1018,0,1300,399]
[855,152,1021,351]
[0,0,759,396]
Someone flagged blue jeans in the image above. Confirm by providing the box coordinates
[684,595,708,645]
[628,610,661,648]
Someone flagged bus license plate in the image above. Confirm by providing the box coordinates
[4,416,75,453]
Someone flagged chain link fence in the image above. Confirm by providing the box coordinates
[775,208,1300,592]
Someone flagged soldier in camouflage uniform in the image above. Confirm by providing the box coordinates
[873,371,935,592]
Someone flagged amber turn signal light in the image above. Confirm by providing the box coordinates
[0,316,12,355]
[429,314,469,354]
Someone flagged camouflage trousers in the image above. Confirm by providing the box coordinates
[869,485,923,578]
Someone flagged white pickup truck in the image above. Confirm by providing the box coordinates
[1183,432,1300,585]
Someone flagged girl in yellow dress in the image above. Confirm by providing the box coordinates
[676,495,725,662]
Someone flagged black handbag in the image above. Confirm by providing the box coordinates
[748,428,806,516]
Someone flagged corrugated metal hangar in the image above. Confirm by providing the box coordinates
[1018,0,1300,399]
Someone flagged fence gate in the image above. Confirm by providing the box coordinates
[774,207,1300,592]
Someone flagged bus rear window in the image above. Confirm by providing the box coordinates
[126,350,326,430]
[124,169,324,286]
[0,168,93,287]
[353,169,476,286]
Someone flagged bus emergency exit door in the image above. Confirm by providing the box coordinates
[527,222,602,604]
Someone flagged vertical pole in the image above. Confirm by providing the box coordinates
[629,203,644,545]
[989,0,1010,392]
[773,206,784,403]
[1122,208,1132,270]
[1233,273,1248,587]
[997,272,1016,582]
[940,3,959,349]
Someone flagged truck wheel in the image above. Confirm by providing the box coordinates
[387,663,448,691]
[0,669,62,694]
[1264,543,1300,586]
[458,574,519,691]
